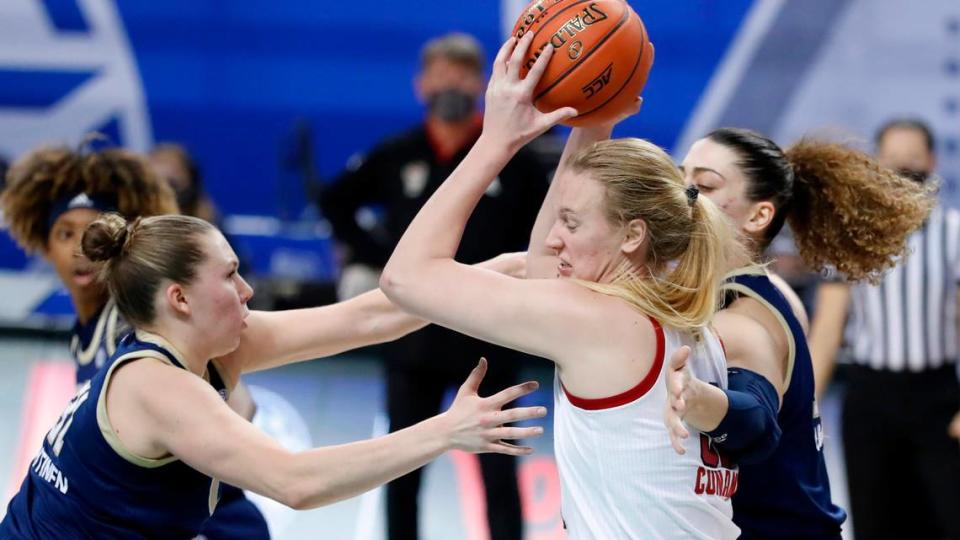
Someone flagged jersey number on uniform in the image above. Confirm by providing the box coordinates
[46,382,92,456]
[699,433,735,469]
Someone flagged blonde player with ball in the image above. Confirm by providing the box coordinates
[381,32,742,539]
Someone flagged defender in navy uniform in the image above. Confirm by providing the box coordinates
[662,127,931,539]
[1,213,545,539]
[4,332,233,538]
[1,146,271,539]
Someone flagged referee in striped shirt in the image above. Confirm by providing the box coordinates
[811,118,960,540]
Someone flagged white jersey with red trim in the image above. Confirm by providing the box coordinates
[553,319,740,539]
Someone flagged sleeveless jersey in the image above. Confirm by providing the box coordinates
[1,331,230,539]
[553,318,741,540]
[70,298,128,385]
[66,301,270,539]
[721,267,846,539]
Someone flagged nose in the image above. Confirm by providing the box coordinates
[237,274,254,303]
[545,222,564,252]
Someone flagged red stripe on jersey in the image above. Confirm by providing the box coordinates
[562,317,665,410]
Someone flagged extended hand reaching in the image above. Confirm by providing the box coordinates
[442,358,547,456]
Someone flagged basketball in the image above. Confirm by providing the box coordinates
[511,0,654,127]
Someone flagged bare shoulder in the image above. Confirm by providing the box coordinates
[713,308,786,395]
[767,272,810,335]
[547,279,657,353]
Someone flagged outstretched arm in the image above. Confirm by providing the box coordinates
[380,35,592,362]
[665,315,784,464]
[123,358,545,510]
[220,252,526,375]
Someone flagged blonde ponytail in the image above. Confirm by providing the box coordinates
[568,139,741,328]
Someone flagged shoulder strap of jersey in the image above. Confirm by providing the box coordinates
[720,267,801,389]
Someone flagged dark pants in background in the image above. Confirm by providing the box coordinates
[842,364,960,540]
[384,327,523,540]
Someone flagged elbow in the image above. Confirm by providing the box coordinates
[379,261,420,307]
[378,266,404,301]
[280,486,310,511]
[279,481,333,511]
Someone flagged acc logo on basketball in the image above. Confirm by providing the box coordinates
[582,63,613,98]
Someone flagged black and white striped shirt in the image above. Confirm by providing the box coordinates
[844,205,960,372]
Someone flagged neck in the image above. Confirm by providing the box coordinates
[73,289,109,324]
[139,319,212,376]
[426,116,477,156]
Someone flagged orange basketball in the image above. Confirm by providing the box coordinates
[511,0,654,127]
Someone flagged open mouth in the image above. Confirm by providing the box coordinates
[558,259,573,277]
[72,266,97,287]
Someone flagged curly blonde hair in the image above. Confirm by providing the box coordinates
[1,144,179,253]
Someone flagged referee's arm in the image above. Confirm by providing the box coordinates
[809,281,851,401]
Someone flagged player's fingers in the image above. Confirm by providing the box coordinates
[669,346,690,370]
[488,405,547,425]
[489,380,540,406]
[458,358,488,397]
[493,37,518,79]
[487,441,534,456]
[541,107,578,128]
[508,30,535,80]
[487,426,544,440]
[524,42,553,92]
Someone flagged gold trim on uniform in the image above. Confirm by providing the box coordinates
[73,298,119,366]
[96,349,179,468]
[720,277,797,390]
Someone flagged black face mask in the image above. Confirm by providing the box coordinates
[897,168,929,183]
[426,88,476,122]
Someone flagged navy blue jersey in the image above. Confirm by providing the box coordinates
[69,298,128,385]
[1,331,232,539]
[722,268,846,540]
[67,304,270,539]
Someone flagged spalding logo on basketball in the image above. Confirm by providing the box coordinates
[512,0,654,127]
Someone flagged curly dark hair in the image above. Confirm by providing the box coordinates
[1,144,179,253]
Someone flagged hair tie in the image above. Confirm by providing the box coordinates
[685,184,699,207]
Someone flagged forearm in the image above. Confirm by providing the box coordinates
[233,289,426,373]
[528,126,613,279]
[282,415,449,509]
[682,378,730,432]
[809,283,849,398]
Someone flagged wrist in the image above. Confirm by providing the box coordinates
[687,379,727,432]
[476,133,524,161]
[425,412,456,452]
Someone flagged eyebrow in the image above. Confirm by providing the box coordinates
[678,165,727,181]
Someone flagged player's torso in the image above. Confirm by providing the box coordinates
[553,320,740,540]
[721,268,845,537]
[3,332,227,540]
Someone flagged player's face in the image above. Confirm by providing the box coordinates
[681,138,756,233]
[184,230,253,357]
[877,127,935,177]
[545,171,626,283]
[45,208,107,303]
